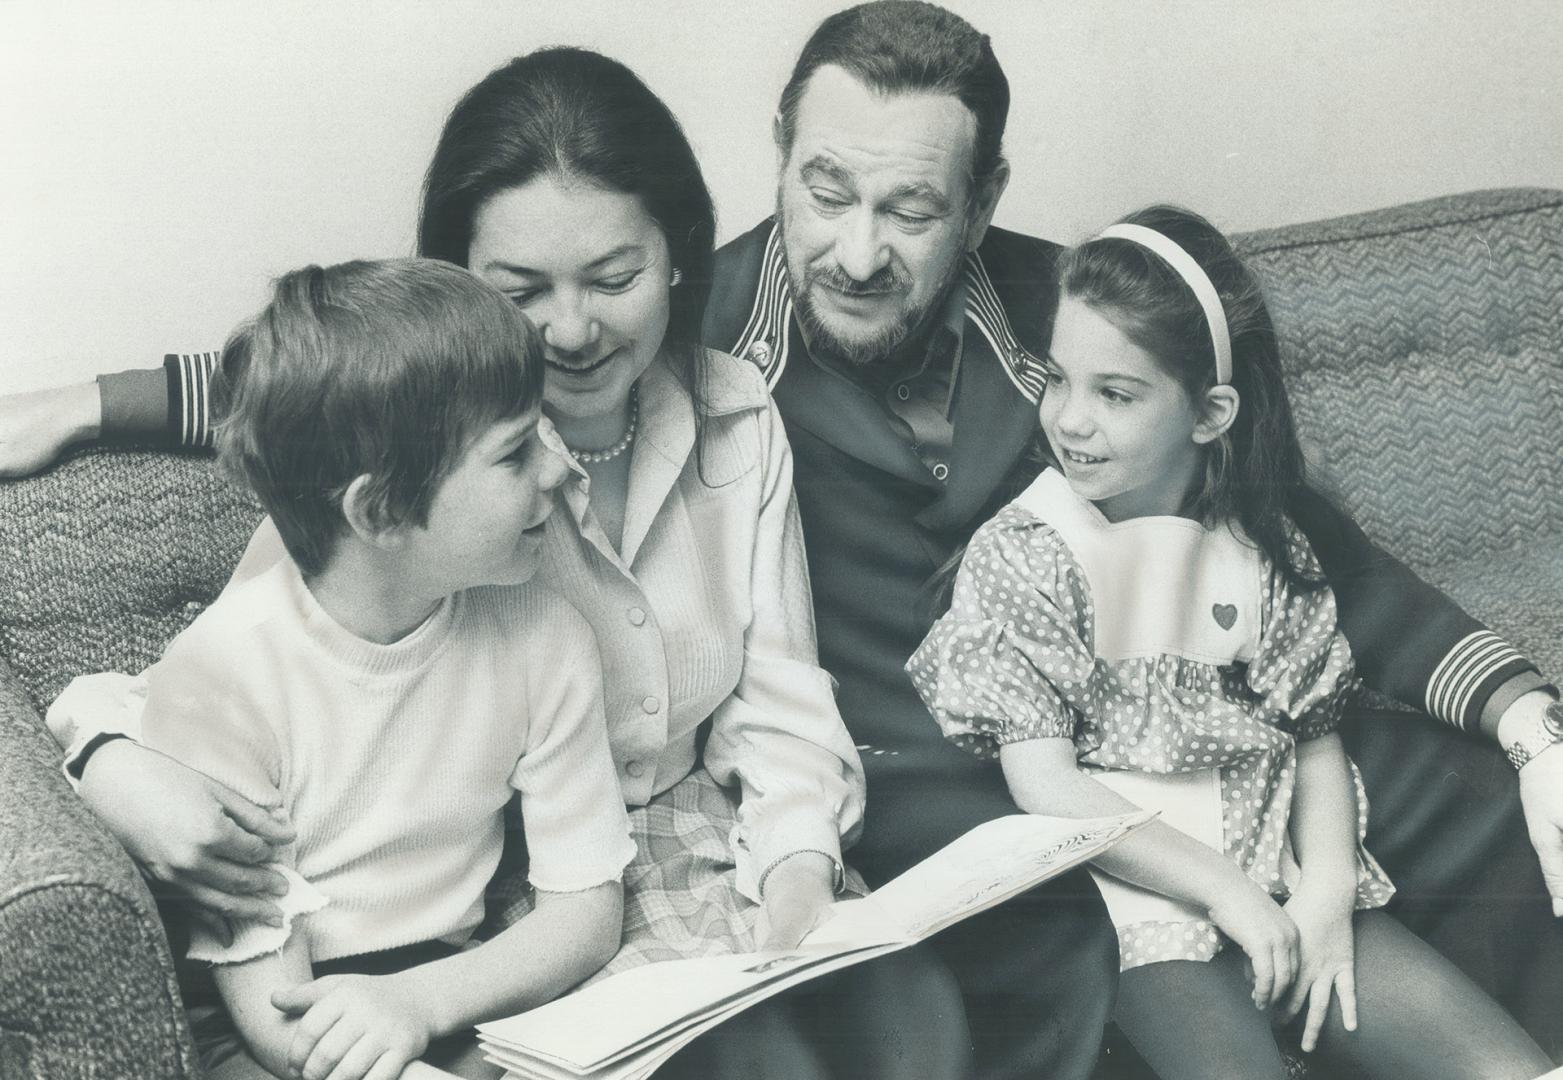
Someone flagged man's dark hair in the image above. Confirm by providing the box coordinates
[775,1,1010,185]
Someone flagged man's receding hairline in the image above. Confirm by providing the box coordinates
[784,63,981,168]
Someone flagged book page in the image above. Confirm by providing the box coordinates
[479,811,1152,1078]
[817,811,1155,943]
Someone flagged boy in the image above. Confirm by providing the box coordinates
[88,259,635,1079]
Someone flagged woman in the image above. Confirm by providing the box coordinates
[39,48,971,1080]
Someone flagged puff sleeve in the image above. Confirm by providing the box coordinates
[908,512,1096,758]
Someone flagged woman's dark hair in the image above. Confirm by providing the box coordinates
[1058,205,1324,590]
[418,47,718,464]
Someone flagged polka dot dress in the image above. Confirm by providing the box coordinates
[907,476,1395,972]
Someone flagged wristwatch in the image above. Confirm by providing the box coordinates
[1504,697,1563,770]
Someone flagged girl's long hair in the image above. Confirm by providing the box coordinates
[1056,204,1324,591]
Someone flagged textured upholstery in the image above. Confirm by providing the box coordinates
[0,449,263,716]
[0,189,1559,1076]
[1238,187,1563,681]
[0,454,258,1078]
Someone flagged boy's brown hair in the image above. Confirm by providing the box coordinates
[214,258,544,576]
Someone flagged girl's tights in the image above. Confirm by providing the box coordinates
[1114,909,1553,1080]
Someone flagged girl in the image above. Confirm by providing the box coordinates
[908,206,1552,1080]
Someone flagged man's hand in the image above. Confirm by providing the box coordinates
[1498,691,1563,917]
[274,972,436,1080]
[79,739,295,940]
[755,852,838,949]
[1518,744,1563,917]
[0,383,101,479]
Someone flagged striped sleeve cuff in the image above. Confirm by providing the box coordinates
[163,351,222,448]
[1425,630,1536,733]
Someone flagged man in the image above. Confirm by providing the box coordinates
[703,1,1563,1073]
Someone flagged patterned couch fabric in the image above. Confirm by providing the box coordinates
[1238,187,1563,681]
[0,449,262,714]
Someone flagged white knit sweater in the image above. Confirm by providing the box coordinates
[133,559,635,964]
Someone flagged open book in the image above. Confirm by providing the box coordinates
[477,810,1153,1080]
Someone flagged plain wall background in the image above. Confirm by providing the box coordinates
[3,0,1560,392]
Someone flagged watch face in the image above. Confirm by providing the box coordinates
[1545,698,1563,739]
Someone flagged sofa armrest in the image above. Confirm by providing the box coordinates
[0,657,198,1079]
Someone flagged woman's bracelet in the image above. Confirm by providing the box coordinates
[757,849,846,899]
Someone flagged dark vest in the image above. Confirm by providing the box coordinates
[705,219,1066,878]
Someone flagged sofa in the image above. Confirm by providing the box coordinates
[2,188,1560,1078]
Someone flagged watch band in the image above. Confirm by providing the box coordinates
[1505,697,1563,770]
[66,731,132,780]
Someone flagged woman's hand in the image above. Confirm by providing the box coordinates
[755,851,838,949]
[79,739,294,941]
[273,973,435,1080]
[0,382,101,478]
[1207,879,1300,1010]
[1280,881,1359,1052]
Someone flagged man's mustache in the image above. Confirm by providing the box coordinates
[809,264,910,296]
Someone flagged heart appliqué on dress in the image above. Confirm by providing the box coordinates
[1212,603,1237,631]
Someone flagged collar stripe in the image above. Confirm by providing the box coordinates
[733,224,793,388]
[729,222,1046,401]
[962,251,1047,403]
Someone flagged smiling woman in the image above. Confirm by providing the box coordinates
[469,181,672,457]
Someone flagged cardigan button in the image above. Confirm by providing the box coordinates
[627,607,647,626]
[642,696,661,715]
[625,760,646,779]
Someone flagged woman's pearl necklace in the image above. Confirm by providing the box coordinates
[564,387,639,465]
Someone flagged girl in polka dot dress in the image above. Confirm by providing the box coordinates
[908,207,1551,1080]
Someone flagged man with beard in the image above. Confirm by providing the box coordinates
[704,2,1563,1075]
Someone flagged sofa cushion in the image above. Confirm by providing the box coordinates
[1237,188,1563,574]
[0,448,262,713]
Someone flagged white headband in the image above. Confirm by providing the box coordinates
[1095,223,1233,386]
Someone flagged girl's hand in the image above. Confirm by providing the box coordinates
[755,852,838,949]
[1207,880,1300,1010]
[1280,882,1359,1052]
[79,740,294,942]
[273,973,435,1080]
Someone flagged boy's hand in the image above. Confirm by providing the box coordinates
[80,740,294,942]
[1207,880,1299,1010]
[1280,882,1359,1052]
[755,852,837,949]
[274,973,435,1080]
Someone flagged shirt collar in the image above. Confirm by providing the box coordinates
[556,347,768,487]
[728,220,1047,406]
